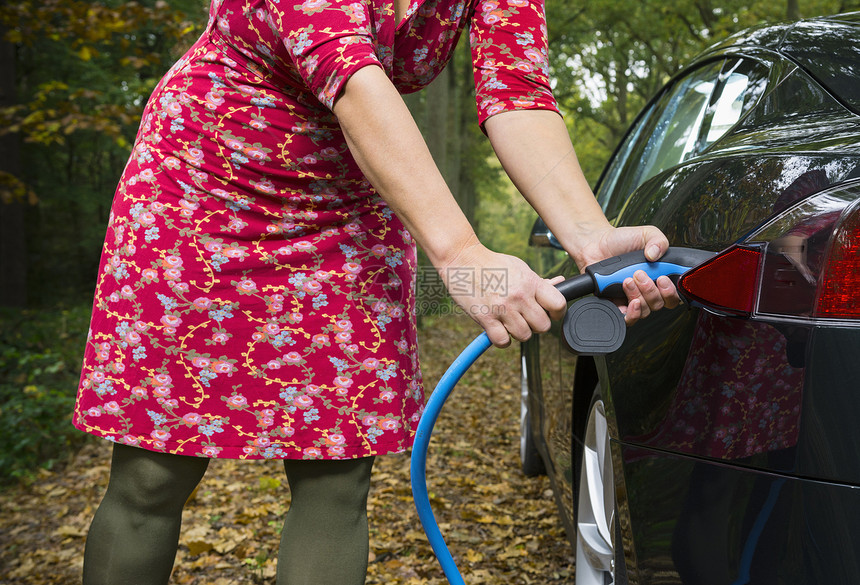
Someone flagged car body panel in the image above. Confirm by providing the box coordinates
[781,17,860,113]
[522,12,860,584]
[621,444,860,584]
[620,154,860,248]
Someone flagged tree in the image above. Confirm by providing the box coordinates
[788,0,802,18]
[0,0,206,306]
[0,23,28,307]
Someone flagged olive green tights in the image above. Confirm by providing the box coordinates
[82,444,374,585]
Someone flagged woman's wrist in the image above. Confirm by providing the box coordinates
[427,231,482,273]
[554,219,614,267]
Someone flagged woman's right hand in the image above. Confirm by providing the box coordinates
[439,236,567,348]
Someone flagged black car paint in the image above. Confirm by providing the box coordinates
[522,13,860,584]
[619,325,860,583]
[781,17,860,113]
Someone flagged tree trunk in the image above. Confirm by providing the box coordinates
[0,25,28,308]
[787,0,800,19]
[453,48,477,229]
[424,64,451,179]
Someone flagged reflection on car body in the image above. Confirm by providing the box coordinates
[520,12,860,585]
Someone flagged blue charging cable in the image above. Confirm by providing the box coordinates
[409,247,714,584]
[409,272,595,584]
[410,332,494,585]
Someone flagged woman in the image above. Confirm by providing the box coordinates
[75,0,677,582]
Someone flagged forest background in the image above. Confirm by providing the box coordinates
[1,0,858,481]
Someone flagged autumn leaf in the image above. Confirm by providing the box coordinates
[53,525,85,538]
[186,540,215,556]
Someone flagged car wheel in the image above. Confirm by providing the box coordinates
[520,349,545,476]
[575,394,625,584]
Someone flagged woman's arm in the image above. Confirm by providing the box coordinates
[333,66,474,270]
[484,108,679,321]
[333,66,567,347]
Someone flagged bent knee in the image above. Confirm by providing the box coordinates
[106,446,207,515]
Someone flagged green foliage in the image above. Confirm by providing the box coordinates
[1,0,205,147]
[0,304,92,483]
[475,161,536,259]
[1,0,209,305]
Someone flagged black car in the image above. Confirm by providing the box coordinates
[521,12,860,585]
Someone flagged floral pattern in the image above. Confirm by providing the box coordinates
[75,0,559,460]
[635,313,803,460]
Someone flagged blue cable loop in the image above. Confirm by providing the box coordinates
[410,331,493,585]
[409,274,592,584]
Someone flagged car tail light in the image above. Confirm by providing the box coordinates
[815,205,860,318]
[679,182,860,323]
[677,246,761,317]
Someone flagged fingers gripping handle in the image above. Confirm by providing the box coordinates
[554,247,715,356]
[555,247,715,301]
[584,247,716,298]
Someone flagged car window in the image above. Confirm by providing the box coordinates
[599,60,724,218]
[696,59,768,151]
[598,58,768,221]
[596,101,657,219]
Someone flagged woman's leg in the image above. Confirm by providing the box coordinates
[82,443,209,585]
[277,457,375,585]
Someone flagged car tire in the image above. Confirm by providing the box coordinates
[520,349,545,477]
[575,391,626,584]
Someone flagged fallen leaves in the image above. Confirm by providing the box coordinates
[0,314,574,583]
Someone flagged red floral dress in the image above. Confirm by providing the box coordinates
[632,313,803,460]
[74,0,558,460]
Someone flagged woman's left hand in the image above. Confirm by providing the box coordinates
[571,224,681,325]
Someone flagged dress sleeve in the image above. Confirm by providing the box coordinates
[469,0,560,125]
[265,0,385,110]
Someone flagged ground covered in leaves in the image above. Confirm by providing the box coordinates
[1,315,574,584]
